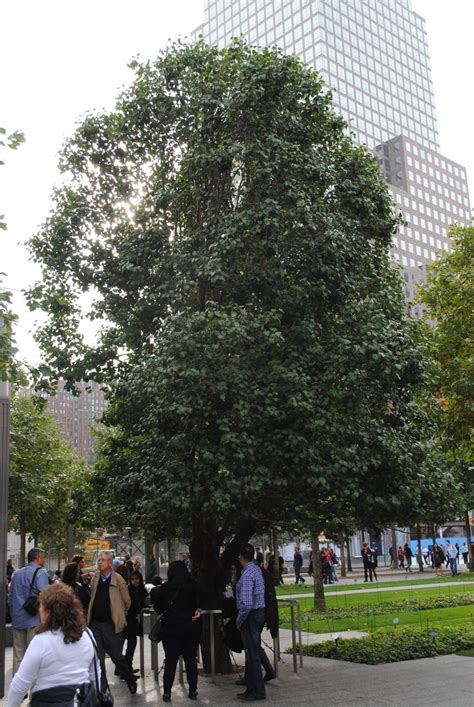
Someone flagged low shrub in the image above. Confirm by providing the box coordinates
[294,626,474,664]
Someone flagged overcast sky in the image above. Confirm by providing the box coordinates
[1,0,472,366]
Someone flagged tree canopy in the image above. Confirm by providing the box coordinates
[9,395,91,561]
[27,41,440,592]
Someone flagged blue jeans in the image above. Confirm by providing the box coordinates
[449,558,457,575]
[240,608,266,699]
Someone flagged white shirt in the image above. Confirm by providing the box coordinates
[447,544,458,559]
[8,629,97,707]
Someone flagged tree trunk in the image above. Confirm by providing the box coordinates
[19,511,26,567]
[416,523,424,572]
[390,526,398,569]
[310,529,326,612]
[345,535,352,572]
[67,526,74,560]
[190,516,256,675]
[339,533,346,577]
[465,511,474,571]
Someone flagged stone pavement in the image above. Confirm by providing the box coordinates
[3,638,473,706]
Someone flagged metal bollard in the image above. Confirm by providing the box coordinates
[201,609,223,684]
[296,601,303,668]
[273,636,280,678]
[139,634,145,678]
[289,602,297,673]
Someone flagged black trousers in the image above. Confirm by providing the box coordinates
[90,619,135,686]
[244,646,274,681]
[162,632,199,694]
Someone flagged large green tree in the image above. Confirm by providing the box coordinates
[418,224,474,565]
[27,41,439,665]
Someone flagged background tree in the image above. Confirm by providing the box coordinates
[27,41,442,667]
[418,224,474,567]
[9,395,88,564]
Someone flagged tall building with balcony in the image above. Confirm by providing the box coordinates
[192,0,471,308]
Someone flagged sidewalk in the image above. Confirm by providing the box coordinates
[2,639,473,706]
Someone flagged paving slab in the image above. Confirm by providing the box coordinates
[2,640,473,706]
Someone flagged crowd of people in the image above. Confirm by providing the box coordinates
[6,543,278,704]
[390,539,468,576]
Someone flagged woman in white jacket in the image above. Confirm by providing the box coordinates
[8,583,99,707]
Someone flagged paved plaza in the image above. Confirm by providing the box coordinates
[3,634,473,707]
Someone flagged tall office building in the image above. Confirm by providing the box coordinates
[193,0,471,308]
[20,380,106,463]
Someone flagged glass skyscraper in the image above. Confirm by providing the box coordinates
[193,0,471,310]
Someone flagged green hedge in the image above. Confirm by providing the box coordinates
[284,593,474,623]
[295,626,474,664]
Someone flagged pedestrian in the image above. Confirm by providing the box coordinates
[7,583,97,707]
[432,544,445,576]
[235,544,266,702]
[293,545,305,584]
[150,554,157,578]
[149,575,163,606]
[388,546,393,564]
[321,548,333,584]
[255,547,264,568]
[461,542,469,566]
[422,546,429,566]
[153,560,202,702]
[8,548,50,675]
[445,541,458,576]
[278,555,285,585]
[362,543,374,582]
[123,571,148,672]
[61,562,90,613]
[369,547,378,582]
[87,550,138,694]
[71,554,93,585]
[6,559,15,583]
[330,548,339,583]
[397,546,405,569]
[235,559,276,690]
[403,543,413,572]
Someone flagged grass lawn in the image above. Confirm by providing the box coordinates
[276,572,474,596]
[456,648,474,657]
[278,583,474,634]
[287,604,474,634]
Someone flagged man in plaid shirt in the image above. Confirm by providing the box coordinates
[236,544,266,702]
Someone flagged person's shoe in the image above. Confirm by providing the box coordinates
[133,668,140,673]
[235,678,247,686]
[264,672,275,682]
[114,668,120,676]
[188,690,198,700]
[163,694,171,702]
[127,678,138,694]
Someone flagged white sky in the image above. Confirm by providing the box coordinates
[0,0,472,366]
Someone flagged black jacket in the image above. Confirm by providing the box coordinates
[153,579,201,638]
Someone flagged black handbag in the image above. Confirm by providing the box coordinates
[23,567,41,616]
[223,621,244,653]
[86,630,114,707]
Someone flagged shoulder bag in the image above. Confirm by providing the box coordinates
[22,567,41,616]
[85,629,114,707]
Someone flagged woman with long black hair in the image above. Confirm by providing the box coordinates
[123,571,148,671]
[153,560,202,702]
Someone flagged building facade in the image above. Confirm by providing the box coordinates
[20,380,106,463]
[193,0,471,306]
